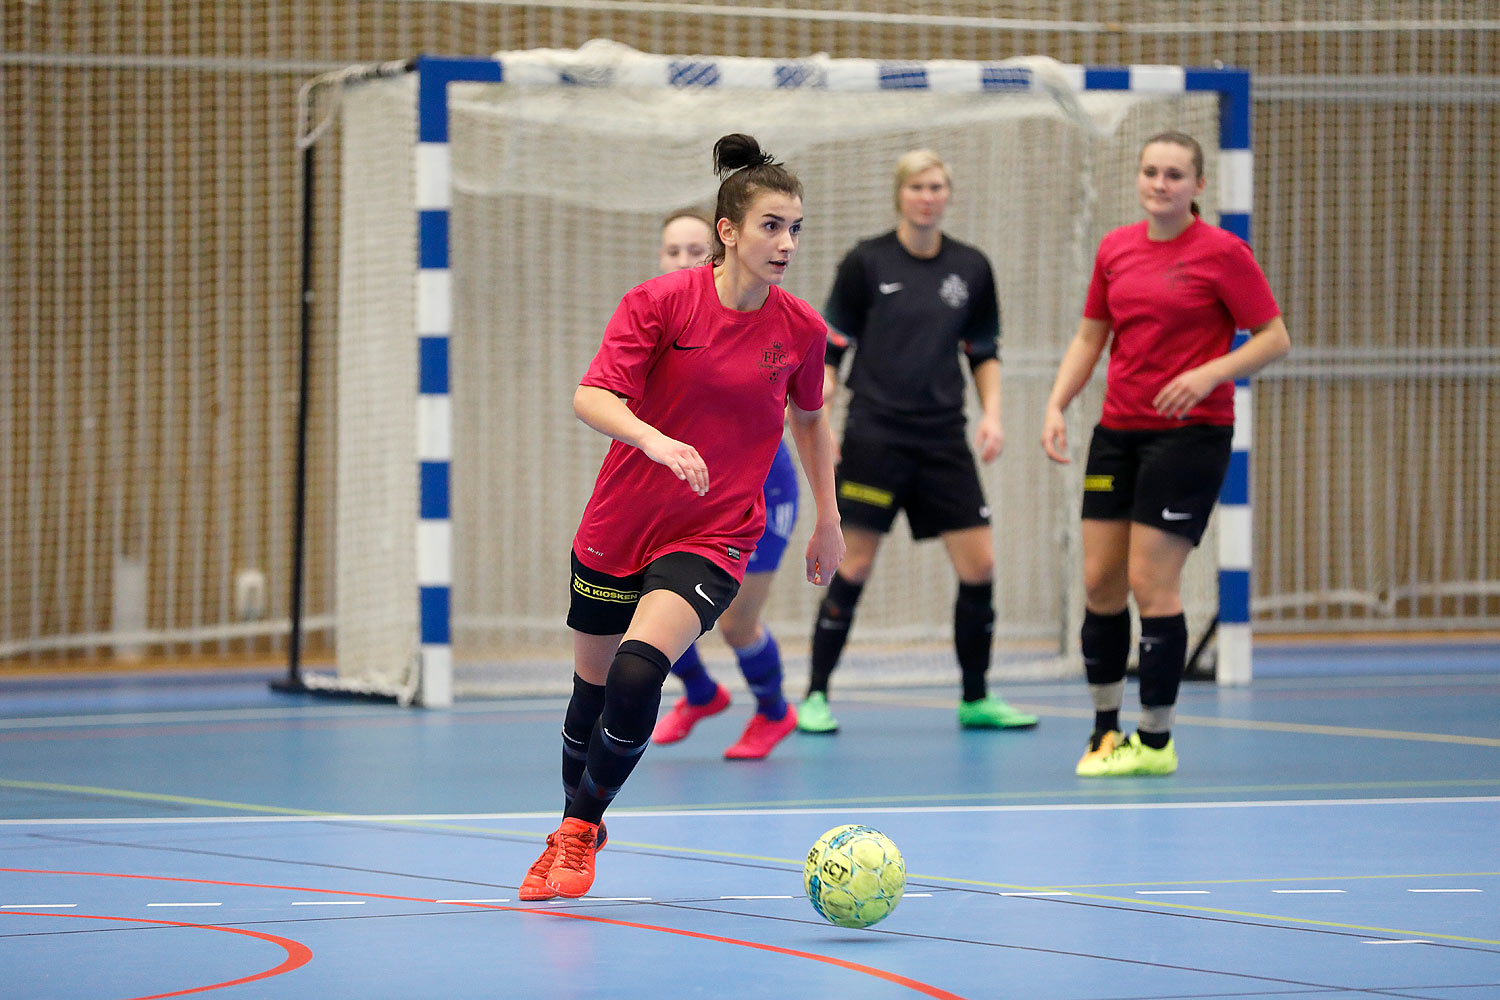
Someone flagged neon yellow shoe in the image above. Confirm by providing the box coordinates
[1088,731,1177,777]
[1075,729,1123,776]
[958,696,1038,729]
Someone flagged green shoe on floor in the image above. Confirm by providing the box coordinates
[1085,731,1178,776]
[796,692,839,734]
[957,695,1039,730]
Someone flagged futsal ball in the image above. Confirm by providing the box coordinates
[803,824,905,928]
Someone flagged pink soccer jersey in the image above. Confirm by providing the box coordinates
[574,265,826,582]
[1083,218,1280,430]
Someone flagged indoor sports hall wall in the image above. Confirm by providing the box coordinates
[3,1,1497,667]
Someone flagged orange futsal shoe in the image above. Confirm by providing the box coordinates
[651,684,731,744]
[519,821,606,901]
[544,817,602,899]
[723,706,798,760]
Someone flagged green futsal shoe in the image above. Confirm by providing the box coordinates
[796,692,839,734]
[1088,731,1178,776]
[957,695,1039,729]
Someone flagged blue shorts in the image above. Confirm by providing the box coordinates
[746,440,799,575]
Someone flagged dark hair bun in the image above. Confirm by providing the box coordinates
[713,133,776,177]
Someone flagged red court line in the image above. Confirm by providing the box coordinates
[3,867,966,1000]
[0,909,311,1000]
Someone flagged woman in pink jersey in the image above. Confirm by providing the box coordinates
[1041,131,1290,777]
[520,135,844,900]
[649,209,807,761]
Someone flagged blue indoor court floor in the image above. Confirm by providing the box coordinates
[1,641,1497,999]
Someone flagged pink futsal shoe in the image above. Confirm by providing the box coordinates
[723,705,798,760]
[544,817,603,898]
[518,821,606,901]
[651,684,731,744]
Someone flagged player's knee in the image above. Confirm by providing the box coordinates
[817,574,866,632]
[718,614,760,650]
[1084,563,1130,611]
[1127,568,1180,616]
[601,640,671,748]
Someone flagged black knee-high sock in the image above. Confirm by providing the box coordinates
[954,581,995,702]
[1136,613,1187,748]
[567,640,671,825]
[560,673,607,814]
[808,573,864,696]
[1081,607,1132,733]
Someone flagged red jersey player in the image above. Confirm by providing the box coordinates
[1041,131,1290,777]
[520,134,844,901]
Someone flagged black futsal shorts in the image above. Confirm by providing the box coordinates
[1080,423,1233,546]
[566,550,740,637]
[834,430,990,540]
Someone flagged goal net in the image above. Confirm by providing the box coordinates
[321,43,1226,703]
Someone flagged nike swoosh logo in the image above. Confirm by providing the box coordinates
[694,583,715,606]
[878,282,903,295]
[1161,508,1192,521]
[671,340,707,351]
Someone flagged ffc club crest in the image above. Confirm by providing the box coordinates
[939,273,969,309]
[759,341,791,383]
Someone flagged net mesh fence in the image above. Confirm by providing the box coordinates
[2,1,1495,676]
[332,60,1219,696]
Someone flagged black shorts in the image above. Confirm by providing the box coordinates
[835,431,990,540]
[1080,423,1233,546]
[566,550,740,637]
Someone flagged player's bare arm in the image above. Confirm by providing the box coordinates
[1152,315,1290,418]
[573,384,709,496]
[1041,317,1112,464]
[787,398,844,585]
[971,357,1004,462]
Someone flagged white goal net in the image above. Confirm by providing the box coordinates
[326,44,1221,701]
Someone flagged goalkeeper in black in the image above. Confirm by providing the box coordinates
[798,149,1038,734]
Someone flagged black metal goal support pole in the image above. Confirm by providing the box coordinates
[272,132,318,695]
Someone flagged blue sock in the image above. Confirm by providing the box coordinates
[735,631,787,720]
[671,643,719,705]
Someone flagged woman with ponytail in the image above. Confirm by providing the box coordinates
[520,134,844,900]
[1041,132,1290,777]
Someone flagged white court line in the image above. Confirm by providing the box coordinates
[9,795,1500,826]
[437,898,510,904]
[290,900,366,906]
[585,897,652,902]
[146,902,221,908]
[1273,889,1347,894]
[1363,939,1432,945]
[1407,888,1482,893]
[1,903,77,908]
[1136,890,1211,895]
[1001,891,1072,897]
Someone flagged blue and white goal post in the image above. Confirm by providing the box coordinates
[314,44,1255,706]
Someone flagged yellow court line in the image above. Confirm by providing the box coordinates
[854,691,1500,748]
[7,780,1496,947]
[1044,871,1500,890]
[615,847,1500,948]
[0,779,551,841]
[1039,890,1500,947]
[626,778,1500,812]
[0,779,338,817]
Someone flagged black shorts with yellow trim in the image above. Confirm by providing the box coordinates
[1080,423,1233,546]
[834,431,990,541]
[566,549,740,637]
